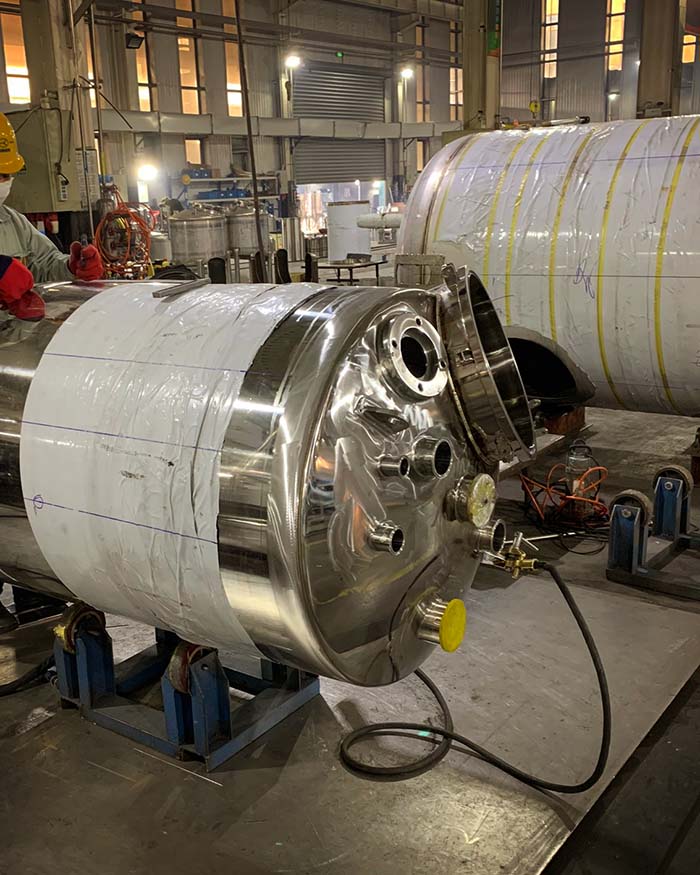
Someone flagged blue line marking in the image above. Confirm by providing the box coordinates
[23,496,216,545]
[21,420,221,454]
[25,496,74,513]
[44,351,252,375]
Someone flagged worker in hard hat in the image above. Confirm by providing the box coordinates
[0,111,104,324]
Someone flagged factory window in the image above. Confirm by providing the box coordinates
[605,0,626,120]
[683,33,697,65]
[221,0,243,116]
[605,0,626,72]
[541,0,558,80]
[449,22,463,122]
[185,137,202,166]
[415,22,430,122]
[1,5,30,105]
[86,42,97,109]
[132,0,154,112]
[176,0,205,115]
[416,140,426,172]
[680,33,697,114]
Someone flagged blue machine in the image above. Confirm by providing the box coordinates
[607,464,700,600]
[53,604,320,771]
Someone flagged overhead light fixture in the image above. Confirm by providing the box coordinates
[137,163,158,182]
[400,67,414,80]
[125,29,145,50]
[608,93,619,101]
[285,54,302,69]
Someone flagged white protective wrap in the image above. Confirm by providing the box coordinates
[20,282,321,652]
[400,116,700,415]
[327,201,371,261]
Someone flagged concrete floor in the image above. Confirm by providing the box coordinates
[1,408,700,874]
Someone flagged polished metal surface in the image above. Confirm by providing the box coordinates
[226,207,271,255]
[0,275,533,686]
[168,210,228,264]
[215,284,490,683]
[439,265,535,467]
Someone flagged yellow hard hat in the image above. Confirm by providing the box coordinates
[0,113,25,175]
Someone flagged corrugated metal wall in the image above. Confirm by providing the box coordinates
[285,0,391,69]
[150,0,181,114]
[199,0,229,117]
[292,65,386,121]
[556,0,606,121]
[241,1,279,171]
[293,139,385,184]
[501,0,649,122]
[428,20,450,122]
[501,0,539,118]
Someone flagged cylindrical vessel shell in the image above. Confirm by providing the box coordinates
[399,116,700,415]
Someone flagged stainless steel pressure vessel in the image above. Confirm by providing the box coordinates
[169,209,228,264]
[225,206,271,255]
[399,115,700,416]
[0,272,532,685]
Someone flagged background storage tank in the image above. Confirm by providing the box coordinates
[399,116,700,416]
[0,273,532,686]
[225,205,272,255]
[168,208,228,266]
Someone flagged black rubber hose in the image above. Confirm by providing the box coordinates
[0,654,54,698]
[340,562,612,794]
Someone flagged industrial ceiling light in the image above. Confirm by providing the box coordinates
[285,54,302,69]
[125,29,145,50]
[137,163,158,182]
[400,67,414,79]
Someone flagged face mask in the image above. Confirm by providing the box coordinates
[0,178,12,207]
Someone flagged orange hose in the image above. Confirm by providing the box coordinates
[520,463,610,525]
[94,188,152,278]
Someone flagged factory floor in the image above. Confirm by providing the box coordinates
[1,408,699,875]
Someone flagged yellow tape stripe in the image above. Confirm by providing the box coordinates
[482,137,528,286]
[654,116,700,414]
[596,120,651,408]
[429,134,483,245]
[548,130,596,342]
[503,132,554,325]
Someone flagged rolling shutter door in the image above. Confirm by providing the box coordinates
[292,66,385,122]
[292,64,387,184]
[293,139,386,184]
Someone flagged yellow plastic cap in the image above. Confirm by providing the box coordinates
[0,112,25,175]
[438,598,467,653]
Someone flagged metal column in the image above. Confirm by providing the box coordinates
[637,0,686,116]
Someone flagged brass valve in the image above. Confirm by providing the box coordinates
[483,531,538,580]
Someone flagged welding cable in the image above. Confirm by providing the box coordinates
[340,562,611,794]
[0,653,54,698]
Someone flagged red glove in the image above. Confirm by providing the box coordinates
[7,290,45,321]
[0,256,45,320]
[69,241,104,281]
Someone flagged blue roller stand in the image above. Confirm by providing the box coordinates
[54,621,320,771]
[606,475,700,599]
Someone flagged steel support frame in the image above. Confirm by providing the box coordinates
[54,626,320,771]
[607,476,700,600]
